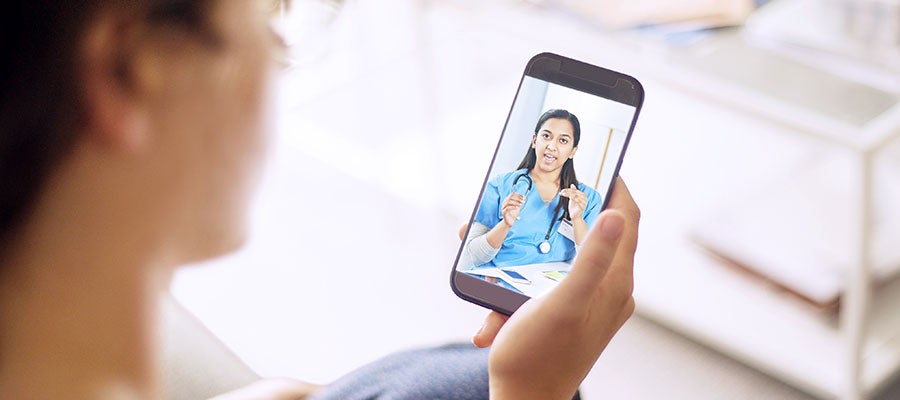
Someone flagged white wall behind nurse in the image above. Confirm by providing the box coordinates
[488,76,548,181]
[541,82,636,198]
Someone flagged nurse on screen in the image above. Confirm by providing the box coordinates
[461,109,603,270]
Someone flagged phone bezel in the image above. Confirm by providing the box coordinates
[450,52,644,316]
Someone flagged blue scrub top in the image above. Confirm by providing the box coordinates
[473,168,603,268]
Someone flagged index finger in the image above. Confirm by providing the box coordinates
[472,311,509,348]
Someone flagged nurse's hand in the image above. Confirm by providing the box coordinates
[473,177,639,400]
[500,193,525,226]
[560,184,587,221]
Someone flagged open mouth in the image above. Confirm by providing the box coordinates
[542,153,558,164]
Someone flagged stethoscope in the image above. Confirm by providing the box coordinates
[512,172,563,254]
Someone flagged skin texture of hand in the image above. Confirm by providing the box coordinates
[482,192,525,248]
[500,193,525,227]
[559,184,587,220]
[472,177,639,400]
[559,183,590,244]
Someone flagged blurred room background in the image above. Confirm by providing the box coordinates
[170,0,900,398]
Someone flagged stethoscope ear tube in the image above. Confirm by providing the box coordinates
[513,172,533,193]
[511,173,533,220]
[510,172,563,254]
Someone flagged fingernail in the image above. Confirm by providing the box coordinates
[599,212,624,241]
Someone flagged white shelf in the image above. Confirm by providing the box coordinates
[614,15,900,396]
[634,236,900,399]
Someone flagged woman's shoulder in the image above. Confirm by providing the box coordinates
[577,182,602,202]
[506,168,528,178]
[490,168,528,185]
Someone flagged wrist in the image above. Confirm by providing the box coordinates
[489,376,576,400]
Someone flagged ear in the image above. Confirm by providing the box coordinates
[531,134,537,148]
[569,146,578,159]
[79,11,154,152]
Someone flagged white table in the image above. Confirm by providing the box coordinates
[461,261,572,297]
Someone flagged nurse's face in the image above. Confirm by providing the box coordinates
[531,118,578,175]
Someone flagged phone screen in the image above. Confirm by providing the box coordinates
[452,54,641,308]
[501,269,529,281]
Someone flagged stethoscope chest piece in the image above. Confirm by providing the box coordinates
[514,171,559,255]
[539,240,551,254]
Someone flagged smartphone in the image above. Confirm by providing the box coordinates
[500,269,531,285]
[450,53,643,315]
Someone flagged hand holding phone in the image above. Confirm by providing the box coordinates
[475,178,640,399]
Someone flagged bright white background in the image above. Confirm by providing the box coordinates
[170,0,900,398]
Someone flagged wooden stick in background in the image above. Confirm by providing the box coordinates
[594,128,614,189]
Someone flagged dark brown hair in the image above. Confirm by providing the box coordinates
[517,109,582,220]
[0,1,213,255]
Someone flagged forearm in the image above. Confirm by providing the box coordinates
[572,216,589,246]
[490,377,578,400]
[485,220,512,249]
[460,223,501,267]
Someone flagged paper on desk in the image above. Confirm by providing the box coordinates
[691,154,900,309]
[462,262,572,298]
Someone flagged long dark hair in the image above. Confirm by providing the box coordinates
[0,1,214,257]
[517,109,581,220]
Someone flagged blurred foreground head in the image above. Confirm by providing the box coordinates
[0,1,284,267]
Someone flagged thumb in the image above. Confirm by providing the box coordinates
[557,210,625,298]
